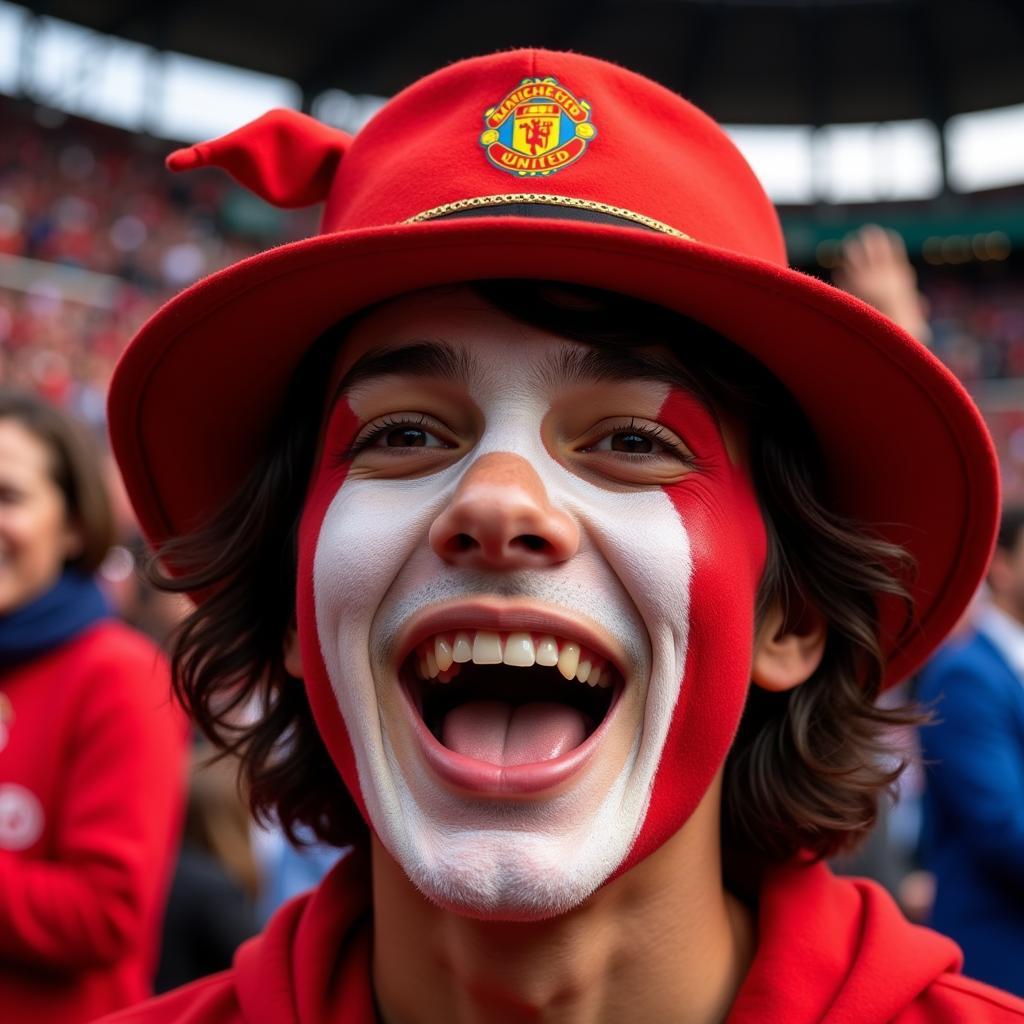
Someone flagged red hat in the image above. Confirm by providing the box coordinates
[109,48,998,686]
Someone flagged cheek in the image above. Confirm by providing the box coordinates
[295,399,372,821]
[657,389,767,637]
[8,498,60,548]
[12,503,71,574]
[618,389,767,871]
[672,463,766,711]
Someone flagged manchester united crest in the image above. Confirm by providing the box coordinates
[480,77,597,177]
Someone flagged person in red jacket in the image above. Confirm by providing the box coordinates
[0,388,187,1022]
[102,50,1024,1023]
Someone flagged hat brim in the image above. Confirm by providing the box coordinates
[109,216,998,686]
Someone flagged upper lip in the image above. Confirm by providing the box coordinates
[392,598,632,681]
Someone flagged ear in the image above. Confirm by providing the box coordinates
[283,620,304,679]
[751,600,826,693]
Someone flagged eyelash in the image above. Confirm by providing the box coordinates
[335,416,696,465]
[583,419,697,464]
[335,414,450,462]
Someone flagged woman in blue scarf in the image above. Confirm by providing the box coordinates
[0,388,187,1023]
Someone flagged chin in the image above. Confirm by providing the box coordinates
[363,721,652,923]
[399,828,611,921]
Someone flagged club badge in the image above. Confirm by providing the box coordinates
[0,784,43,850]
[480,77,597,177]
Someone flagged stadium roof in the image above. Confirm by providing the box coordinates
[16,0,1024,126]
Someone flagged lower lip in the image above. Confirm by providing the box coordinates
[401,679,622,797]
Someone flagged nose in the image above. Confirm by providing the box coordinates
[429,452,579,570]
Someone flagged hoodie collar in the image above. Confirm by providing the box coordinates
[234,846,375,1024]
[727,859,961,1024]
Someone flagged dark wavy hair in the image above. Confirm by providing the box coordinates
[153,280,918,863]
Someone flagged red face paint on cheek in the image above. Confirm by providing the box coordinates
[618,388,767,872]
[295,398,373,824]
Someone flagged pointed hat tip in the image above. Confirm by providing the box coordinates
[166,146,204,172]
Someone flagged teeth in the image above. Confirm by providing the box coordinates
[535,636,558,667]
[472,631,503,664]
[452,632,472,663]
[503,632,535,667]
[411,630,618,687]
[435,636,453,672]
[557,642,580,681]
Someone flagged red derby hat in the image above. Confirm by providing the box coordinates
[109,48,998,686]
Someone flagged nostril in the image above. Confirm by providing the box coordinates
[516,534,550,553]
[451,533,476,552]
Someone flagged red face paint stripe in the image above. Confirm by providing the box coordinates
[652,386,731,467]
[615,387,767,876]
[297,398,372,826]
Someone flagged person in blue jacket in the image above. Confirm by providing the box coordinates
[918,505,1024,995]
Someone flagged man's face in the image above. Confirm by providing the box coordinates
[296,286,766,919]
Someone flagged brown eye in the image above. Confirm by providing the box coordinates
[610,431,654,453]
[586,424,678,457]
[570,417,696,487]
[385,427,429,447]
[360,417,454,451]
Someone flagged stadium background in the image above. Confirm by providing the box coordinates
[2,0,1024,495]
[2,0,1023,983]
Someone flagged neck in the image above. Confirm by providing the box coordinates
[372,774,754,1024]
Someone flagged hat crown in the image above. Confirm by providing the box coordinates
[324,49,786,266]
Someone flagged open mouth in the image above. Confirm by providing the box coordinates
[401,630,623,769]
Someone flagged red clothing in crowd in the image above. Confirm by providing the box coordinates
[101,847,1024,1024]
[0,620,187,1022]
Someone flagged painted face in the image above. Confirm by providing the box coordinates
[296,287,766,919]
[0,418,79,615]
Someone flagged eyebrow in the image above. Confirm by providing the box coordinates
[332,340,475,403]
[529,345,705,396]
[332,338,710,409]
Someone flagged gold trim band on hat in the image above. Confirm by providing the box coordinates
[404,194,693,240]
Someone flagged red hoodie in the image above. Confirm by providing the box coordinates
[0,621,187,1023]
[101,846,1024,1024]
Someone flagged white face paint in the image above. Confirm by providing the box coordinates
[307,289,695,919]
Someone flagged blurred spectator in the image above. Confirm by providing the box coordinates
[834,224,932,345]
[916,506,1024,995]
[829,226,932,912]
[0,388,187,1021]
[155,745,260,993]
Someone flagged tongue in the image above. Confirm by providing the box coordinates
[441,701,588,766]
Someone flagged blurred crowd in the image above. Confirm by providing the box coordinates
[0,98,314,436]
[0,99,333,1020]
[929,274,1024,382]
